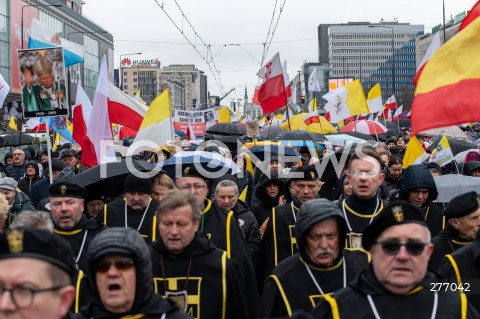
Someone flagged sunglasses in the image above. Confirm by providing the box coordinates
[93,257,135,273]
[374,241,429,256]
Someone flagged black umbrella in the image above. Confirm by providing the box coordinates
[260,125,286,139]
[0,133,34,146]
[428,137,477,156]
[206,123,246,136]
[249,144,302,161]
[204,133,242,154]
[397,118,411,128]
[70,158,158,199]
[278,130,314,141]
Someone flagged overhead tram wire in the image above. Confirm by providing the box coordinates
[114,37,318,46]
[263,0,287,63]
[153,0,225,95]
[260,0,278,66]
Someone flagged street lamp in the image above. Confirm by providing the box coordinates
[21,4,62,49]
[119,52,142,94]
[66,31,108,120]
[369,25,395,96]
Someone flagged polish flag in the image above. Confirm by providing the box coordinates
[302,110,320,126]
[384,95,397,110]
[108,83,148,131]
[82,55,115,167]
[186,120,196,140]
[414,32,441,86]
[257,53,287,114]
[406,110,412,119]
[72,81,93,165]
[392,105,404,121]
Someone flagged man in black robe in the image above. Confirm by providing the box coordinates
[150,189,257,319]
[255,165,324,291]
[258,198,369,317]
[49,181,104,272]
[429,191,480,269]
[102,173,158,243]
[314,200,479,319]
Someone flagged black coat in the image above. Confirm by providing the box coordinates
[231,200,261,261]
[151,232,257,319]
[314,265,479,319]
[430,224,473,270]
[251,174,284,226]
[378,167,402,200]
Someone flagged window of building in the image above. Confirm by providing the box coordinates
[0,0,9,83]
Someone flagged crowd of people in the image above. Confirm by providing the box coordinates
[0,128,479,319]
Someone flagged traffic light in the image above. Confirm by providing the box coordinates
[301,96,305,104]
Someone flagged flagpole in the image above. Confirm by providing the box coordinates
[284,88,291,130]
[267,113,273,138]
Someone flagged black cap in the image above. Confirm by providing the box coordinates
[176,165,208,180]
[444,191,480,219]
[61,149,76,158]
[362,200,426,250]
[51,159,67,171]
[49,181,86,198]
[287,165,320,181]
[124,173,152,195]
[0,228,76,278]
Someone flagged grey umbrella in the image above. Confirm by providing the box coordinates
[433,174,480,203]
[260,125,286,139]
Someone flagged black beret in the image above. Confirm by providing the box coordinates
[176,165,208,181]
[362,200,427,250]
[124,173,152,195]
[49,181,86,198]
[0,228,76,278]
[288,165,320,181]
[444,191,480,218]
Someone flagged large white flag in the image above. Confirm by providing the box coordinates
[308,67,321,92]
[0,73,10,107]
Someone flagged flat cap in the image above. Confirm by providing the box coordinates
[61,149,76,158]
[49,181,85,198]
[0,177,18,191]
[444,191,480,219]
[362,200,426,250]
[0,228,76,278]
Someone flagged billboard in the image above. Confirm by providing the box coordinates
[18,47,68,118]
[172,108,218,136]
[328,78,354,91]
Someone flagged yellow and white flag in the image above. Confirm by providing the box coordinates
[429,135,454,167]
[366,83,383,113]
[8,115,17,131]
[323,80,369,123]
[403,136,427,168]
[133,89,173,148]
[308,97,317,113]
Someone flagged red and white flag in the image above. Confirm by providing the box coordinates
[72,81,92,163]
[108,83,148,131]
[303,110,320,126]
[82,55,115,167]
[406,110,412,119]
[392,105,404,121]
[384,95,397,110]
[186,119,196,140]
[256,53,287,114]
[414,32,441,86]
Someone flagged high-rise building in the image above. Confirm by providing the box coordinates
[121,58,161,105]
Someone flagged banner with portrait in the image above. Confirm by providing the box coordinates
[18,47,69,118]
[172,108,218,136]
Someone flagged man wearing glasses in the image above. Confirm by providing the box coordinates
[76,227,189,318]
[314,201,479,318]
[339,148,385,249]
[0,228,76,319]
[103,173,159,243]
[5,149,27,181]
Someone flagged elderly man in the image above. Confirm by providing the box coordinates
[61,149,78,174]
[214,179,261,260]
[429,191,480,269]
[32,56,66,111]
[256,165,323,291]
[75,227,190,318]
[103,173,158,243]
[314,201,479,318]
[398,164,444,237]
[6,148,27,181]
[50,180,104,271]
[174,165,250,266]
[151,189,257,319]
[338,148,385,249]
[0,177,35,228]
[30,159,66,208]
[258,199,369,317]
[0,228,76,319]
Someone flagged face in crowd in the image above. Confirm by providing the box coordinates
[304,217,340,267]
[50,197,84,230]
[175,177,209,205]
[215,186,238,211]
[449,208,480,241]
[289,179,323,204]
[370,223,433,294]
[348,155,384,200]
[125,192,151,212]
[158,204,199,255]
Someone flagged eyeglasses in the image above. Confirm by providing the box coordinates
[92,257,135,273]
[0,284,65,309]
[179,184,206,191]
[374,240,429,256]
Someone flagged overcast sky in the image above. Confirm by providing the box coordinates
[83,0,476,103]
